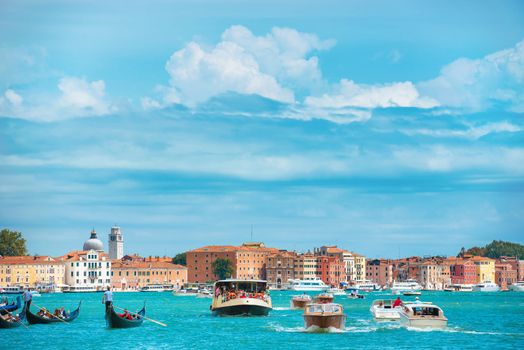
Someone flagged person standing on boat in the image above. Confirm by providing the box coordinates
[392,296,402,308]
[22,288,33,308]
[102,286,113,312]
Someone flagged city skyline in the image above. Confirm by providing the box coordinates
[1,0,524,258]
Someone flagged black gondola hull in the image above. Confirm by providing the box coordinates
[106,305,145,329]
[26,302,81,324]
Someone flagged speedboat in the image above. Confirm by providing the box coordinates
[210,279,272,316]
[303,303,346,332]
[196,289,213,298]
[327,287,346,295]
[510,281,524,292]
[347,291,365,299]
[370,299,401,321]
[290,278,329,292]
[473,282,500,292]
[291,294,312,309]
[314,293,334,304]
[172,287,199,296]
[399,302,448,328]
[444,284,474,292]
[391,280,422,293]
[355,281,382,292]
[403,291,421,296]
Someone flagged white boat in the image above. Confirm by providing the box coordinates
[0,286,23,294]
[355,281,382,292]
[370,299,402,321]
[196,289,213,298]
[510,281,524,292]
[172,287,199,296]
[473,281,500,292]
[62,286,98,293]
[444,284,473,292]
[211,279,272,316]
[391,279,422,293]
[139,284,173,292]
[403,291,421,296]
[327,287,346,295]
[289,278,329,292]
[399,302,448,328]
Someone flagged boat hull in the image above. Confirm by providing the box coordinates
[291,299,310,309]
[106,305,145,328]
[510,284,524,292]
[26,302,81,324]
[399,312,447,328]
[371,307,400,321]
[212,304,270,316]
[304,314,346,331]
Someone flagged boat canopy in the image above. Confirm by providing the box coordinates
[214,279,268,293]
[404,304,442,316]
[306,303,342,314]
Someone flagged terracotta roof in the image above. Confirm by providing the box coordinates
[188,245,278,253]
[0,256,59,265]
[56,250,110,261]
[112,261,187,269]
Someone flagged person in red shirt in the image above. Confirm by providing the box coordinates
[392,297,402,307]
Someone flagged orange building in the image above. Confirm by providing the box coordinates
[266,251,297,288]
[111,260,187,290]
[187,242,278,283]
[317,256,346,287]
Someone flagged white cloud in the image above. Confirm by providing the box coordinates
[401,122,522,139]
[4,89,23,106]
[305,79,439,109]
[57,77,112,115]
[145,25,334,108]
[418,39,524,112]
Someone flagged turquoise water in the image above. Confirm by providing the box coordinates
[2,291,523,349]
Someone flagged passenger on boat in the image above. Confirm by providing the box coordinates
[53,308,62,318]
[118,309,134,320]
[392,297,402,307]
[414,297,421,304]
[215,286,221,297]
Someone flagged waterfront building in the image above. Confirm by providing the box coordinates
[108,226,124,260]
[266,251,297,288]
[469,256,496,283]
[417,261,443,290]
[316,256,346,287]
[187,242,278,283]
[59,250,112,291]
[314,246,366,283]
[294,253,318,280]
[111,260,187,290]
[0,256,65,288]
[495,263,517,290]
[352,253,367,283]
[366,259,394,288]
[449,259,477,285]
[497,256,524,281]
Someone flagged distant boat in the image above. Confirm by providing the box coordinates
[314,293,334,304]
[403,291,421,296]
[444,284,473,292]
[391,280,422,293]
[0,304,26,329]
[369,299,401,321]
[510,281,524,292]
[0,286,23,294]
[139,284,173,292]
[354,281,382,292]
[291,294,312,309]
[289,278,329,292]
[327,287,346,295]
[473,282,500,292]
[0,296,21,313]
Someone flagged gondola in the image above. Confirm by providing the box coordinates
[26,302,81,325]
[0,305,26,329]
[0,296,21,315]
[106,304,145,328]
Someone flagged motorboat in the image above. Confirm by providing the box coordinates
[403,291,421,296]
[139,284,173,292]
[399,302,448,328]
[391,280,422,293]
[303,303,346,332]
[211,279,272,316]
[369,299,401,321]
[355,281,382,292]
[290,278,329,292]
[510,281,524,292]
[172,287,199,296]
[473,282,500,292]
[62,286,97,293]
[196,289,213,298]
[0,286,23,294]
[347,292,365,299]
[291,294,312,309]
[444,284,474,292]
[327,287,346,295]
[314,293,334,304]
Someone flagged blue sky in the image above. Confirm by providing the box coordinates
[1,0,523,258]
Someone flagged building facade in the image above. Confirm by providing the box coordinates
[449,259,477,285]
[265,251,296,288]
[0,256,65,288]
[111,260,187,290]
[495,263,517,289]
[317,256,346,287]
[294,254,318,280]
[366,259,393,287]
[60,250,112,290]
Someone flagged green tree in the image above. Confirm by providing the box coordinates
[212,258,233,280]
[0,229,28,256]
[172,252,186,265]
[460,240,524,259]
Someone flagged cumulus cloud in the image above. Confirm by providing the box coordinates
[57,77,112,116]
[145,25,334,108]
[305,80,439,109]
[418,39,524,112]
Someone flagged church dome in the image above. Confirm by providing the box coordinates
[83,229,104,251]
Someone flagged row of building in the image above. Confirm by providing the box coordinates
[1,230,522,291]
[0,228,187,291]
[186,243,524,290]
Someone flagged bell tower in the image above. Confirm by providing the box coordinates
[108,226,124,260]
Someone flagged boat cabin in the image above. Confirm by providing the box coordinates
[213,279,268,300]
[404,304,443,317]
[305,303,343,315]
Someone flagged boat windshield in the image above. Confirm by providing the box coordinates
[411,306,440,316]
[214,281,267,293]
[307,304,341,313]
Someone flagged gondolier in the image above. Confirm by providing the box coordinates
[22,288,32,308]
[102,286,113,312]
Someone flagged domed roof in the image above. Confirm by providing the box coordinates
[83,229,104,251]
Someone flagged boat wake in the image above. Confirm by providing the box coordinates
[304,325,346,333]
[273,307,292,311]
[406,326,514,335]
